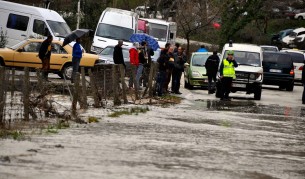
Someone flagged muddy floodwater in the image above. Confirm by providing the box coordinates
[1,85,305,179]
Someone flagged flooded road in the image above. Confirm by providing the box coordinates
[1,85,305,179]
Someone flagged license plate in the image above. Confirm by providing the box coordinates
[270,69,282,73]
[232,83,246,88]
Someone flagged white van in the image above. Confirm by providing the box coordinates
[91,8,138,54]
[138,18,177,49]
[216,43,264,100]
[0,0,71,47]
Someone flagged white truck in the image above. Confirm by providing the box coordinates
[0,0,71,47]
[91,8,138,54]
[216,43,264,100]
[138,18,177,49]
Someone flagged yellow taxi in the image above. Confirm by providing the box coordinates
[0,39,101,79]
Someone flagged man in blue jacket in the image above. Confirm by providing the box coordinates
[71,38,83,83]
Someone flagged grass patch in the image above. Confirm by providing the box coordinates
[46,120,70,134]
[108,107,150,118]
[0,130,24,140]
[220,120,231,127]
[88,116,99,123]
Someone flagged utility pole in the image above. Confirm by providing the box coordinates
[77,0,80,29]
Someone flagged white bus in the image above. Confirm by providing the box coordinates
[0,0,71,47]
[138,18,177,48]
[91,8,138,54]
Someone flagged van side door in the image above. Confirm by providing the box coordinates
[6,13,30,46]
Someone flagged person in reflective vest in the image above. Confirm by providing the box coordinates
[219,50,238,100]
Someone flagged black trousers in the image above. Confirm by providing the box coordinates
[221,77,233,99]
[172,69,182,93]
[207,73,217,91]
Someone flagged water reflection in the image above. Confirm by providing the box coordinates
[194,99,305,118]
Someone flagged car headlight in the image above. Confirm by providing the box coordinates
[91,46,103,54]
[249,73,262,80]
[192,71,201,77]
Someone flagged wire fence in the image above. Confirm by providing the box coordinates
[0,63,160,128]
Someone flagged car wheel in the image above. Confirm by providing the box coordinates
[60,63,73,80]
[298,16,303,20]
[286,81,294,91]
[254,87,262,100]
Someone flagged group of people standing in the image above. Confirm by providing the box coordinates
[156,43,187,96]
[113,40,154,90]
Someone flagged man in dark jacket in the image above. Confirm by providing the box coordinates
[113,40,126,68]
[302,61,305,104]
[157,46,172,96]
[205,51,220,94]
[172,46,187,94]
[39,35,53,81]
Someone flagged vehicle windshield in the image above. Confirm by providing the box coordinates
[10,40,28,50]
[148,23,168,42]
[96,23,134,42]
[286,52,305,63]
[47,20,71,37]
[225,50,261,67]
[192,53,210,66]
[263,53,292,68]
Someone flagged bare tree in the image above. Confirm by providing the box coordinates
[175,0,219,56]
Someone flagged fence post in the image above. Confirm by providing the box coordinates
[0,67,5,125]
[112,65,121,105]
[119,64,128,104]
[88,69,100,107]
[80,67,88,109]
[23,67,30,121]
[71,72,80,118]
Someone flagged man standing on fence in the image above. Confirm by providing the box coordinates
[38,35,53,82]
[113,40,126,69]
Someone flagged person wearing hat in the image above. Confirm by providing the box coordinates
[219,50,238,100]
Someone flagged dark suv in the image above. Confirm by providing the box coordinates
[262,52,294,91]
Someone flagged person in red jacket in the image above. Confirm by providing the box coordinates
[129,42,139,89]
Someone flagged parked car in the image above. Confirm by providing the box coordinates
[282,27,305,46]
[0,39,100,79]
[262,51,294,91]
[184,52,218,89]
[280,49,305,81]
[271,29,293,45]
[284,9,305,19]
[294,11,305,20]
[260,45,279,52]
[215,43,263,100]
